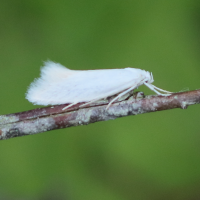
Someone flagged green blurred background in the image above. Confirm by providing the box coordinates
[0,0,200,199]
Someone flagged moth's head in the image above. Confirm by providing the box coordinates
[145,71,154,84]
[125,68,154,84]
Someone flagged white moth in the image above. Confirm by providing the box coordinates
[26,61,172,110]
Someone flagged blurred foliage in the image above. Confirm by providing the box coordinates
[0,0,200,199]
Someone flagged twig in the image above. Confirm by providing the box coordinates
[0,90,200,140]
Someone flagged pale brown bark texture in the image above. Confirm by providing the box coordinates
[0,90,200,140]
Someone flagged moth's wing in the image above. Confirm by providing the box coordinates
[62,70,135,102]
[35,68,141,104]
[26,63,143,105]
[26,61,78,105]
[66,68,146,102]
[40,61,74,80]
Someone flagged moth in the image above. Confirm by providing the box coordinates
[26,61,172,110]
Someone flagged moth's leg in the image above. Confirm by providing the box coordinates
[117,90,134,101]
[81,90,134,109]
[79,98,102,107]
[106,85,137,110]
[149,84,172,94]
[62,102,78,110]
[144,82,170,96]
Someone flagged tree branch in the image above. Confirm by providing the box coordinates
[0,90,200,140]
